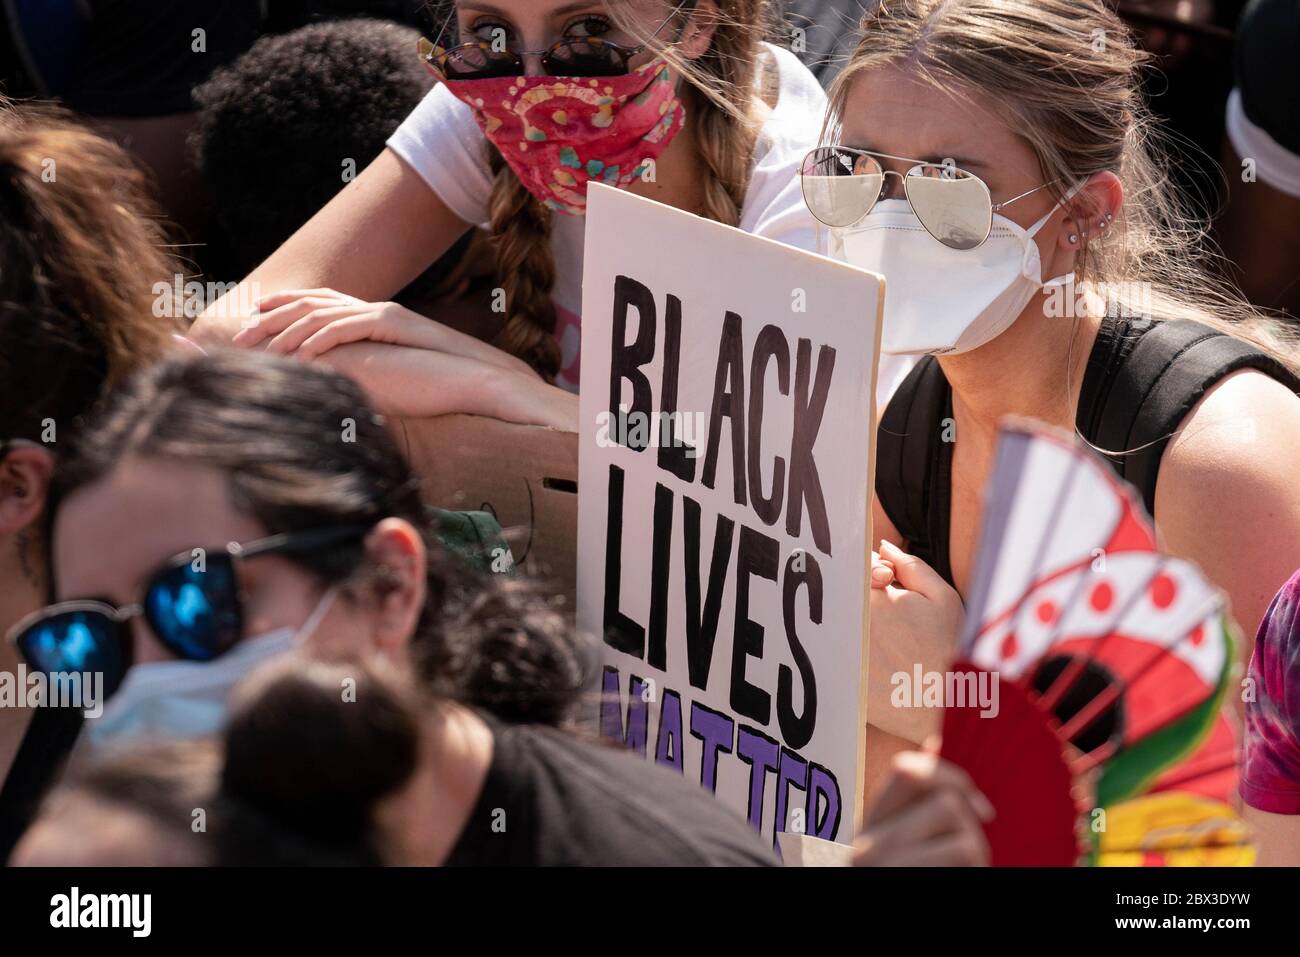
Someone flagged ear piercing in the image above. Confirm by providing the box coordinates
[1069,233,1079,244]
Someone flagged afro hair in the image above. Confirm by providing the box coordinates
[192,17,436,277]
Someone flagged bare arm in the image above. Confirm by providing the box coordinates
[1156,369,1300,669]
[191,149,471,344]
[313,342,578,432]
[1243,807,1300,866]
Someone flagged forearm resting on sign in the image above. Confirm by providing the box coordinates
[190,149,470,344]
[315,342,579,431]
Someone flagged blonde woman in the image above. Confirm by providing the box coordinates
[799,0,1300,793]
[193,1,910,425]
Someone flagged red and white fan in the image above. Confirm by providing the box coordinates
[939,421,1233,866]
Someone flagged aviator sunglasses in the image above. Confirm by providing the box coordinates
[419,1,693,80]
[800,146,1058,251]
[6,525,369,698]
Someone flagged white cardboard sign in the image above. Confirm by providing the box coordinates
[577,183,883,848]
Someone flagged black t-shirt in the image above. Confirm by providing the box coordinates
[444,721,778,866]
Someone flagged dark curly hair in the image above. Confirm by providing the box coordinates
[191,17,468,288]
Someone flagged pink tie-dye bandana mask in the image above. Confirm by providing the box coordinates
[439,58,687,215]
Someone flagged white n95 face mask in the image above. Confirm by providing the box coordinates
[828,197,1077,356]
[85,589,337,751]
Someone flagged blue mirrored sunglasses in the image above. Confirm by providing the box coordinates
[6,525,369,699]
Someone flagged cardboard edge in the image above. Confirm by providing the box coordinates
[853,271,886,841]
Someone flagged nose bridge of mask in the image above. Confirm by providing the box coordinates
[840,198,927,232]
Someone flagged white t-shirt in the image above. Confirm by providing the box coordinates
[388,43,913,405]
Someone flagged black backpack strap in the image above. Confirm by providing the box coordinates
[0,706,84,862]
[1077,317,1300,516]
[876,357,955,582]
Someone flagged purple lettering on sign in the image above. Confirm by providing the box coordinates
[736,725,780,832]
[689,701,734,793]
[772,747,810,849]
[599,666,649,755]
[655,690,685,773]
[807,762,843,842]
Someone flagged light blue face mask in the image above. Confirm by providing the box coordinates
[84,589,337,751]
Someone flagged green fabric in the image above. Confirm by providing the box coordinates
[427,507,516,576]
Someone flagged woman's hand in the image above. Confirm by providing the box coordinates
[871,549,895,588]
[232,288,536,378]
[854,749,992,867]
[234,289,428,355]
[866,540,965,743]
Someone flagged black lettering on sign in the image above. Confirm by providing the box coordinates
[747,324,790,527]
[609,275,656,452]
[657,293,696,481]
[730,524,779,724]
[702,312,747,507]
[602,464,644,656]
[779,550,822,750]
[682,494,734,690]
[787,338,835,556]
[646,482,674,672]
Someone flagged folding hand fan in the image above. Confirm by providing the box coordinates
[940,421,1233,866]
[1098,715,1253,866]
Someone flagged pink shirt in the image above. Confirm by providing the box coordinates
[1241,569,1300,813]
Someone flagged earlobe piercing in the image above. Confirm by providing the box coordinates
[1069,234,1079,244]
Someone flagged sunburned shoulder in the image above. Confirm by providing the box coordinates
[1153,367,1300,635]
[1159,367,1300,492]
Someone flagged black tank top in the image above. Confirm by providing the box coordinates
[875,314,1300,589]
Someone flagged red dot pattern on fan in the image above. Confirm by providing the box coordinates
[1090,580,1114,612]
[1189,624,1204,646]
[1150,572,1177,609]
[1036,600,1058,624]
[1001,632,1018,659]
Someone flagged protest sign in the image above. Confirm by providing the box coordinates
[577,183,884,846]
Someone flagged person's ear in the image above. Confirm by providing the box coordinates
[0,443,55,537]
[676,0,719,60]
[1060,170,1124,252]
[362,518,427,657]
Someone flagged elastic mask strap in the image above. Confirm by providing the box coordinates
[1026,179,1087,238]
[294,587,337,645]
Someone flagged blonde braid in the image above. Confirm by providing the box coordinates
[685,79,752,227]
[486,148,562,381]
[615,1,773,226]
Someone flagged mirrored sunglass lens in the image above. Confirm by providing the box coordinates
[147,560,240,661]
[800,149,882,228]
[16,611,126,696]
[905,166,992,250]
[547,39,625,77]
